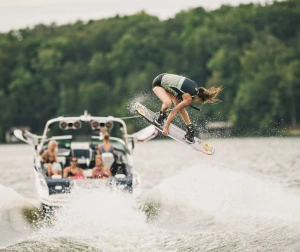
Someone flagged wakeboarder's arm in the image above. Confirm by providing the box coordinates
[162,94,192,136]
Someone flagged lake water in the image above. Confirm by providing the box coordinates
[0,138,300,251]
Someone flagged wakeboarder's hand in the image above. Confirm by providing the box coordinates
[162,127,169,136]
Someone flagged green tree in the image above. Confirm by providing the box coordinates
[233,33,286,134]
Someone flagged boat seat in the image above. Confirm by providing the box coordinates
[57,156,66,167]
[52,162,62,175]
[102,152,115,168]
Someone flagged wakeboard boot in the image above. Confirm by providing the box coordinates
[185,124,195,144]
[154,111,168,126]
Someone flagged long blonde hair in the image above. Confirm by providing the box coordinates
[48,140,57,149]
[197,86,223,104]
[95,155,105,168]
[103,133,110,142]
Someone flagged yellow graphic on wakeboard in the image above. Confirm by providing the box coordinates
[202,142,214,155]
[136,104,146,116]
[203,149,212,155]
[202,142,213,149]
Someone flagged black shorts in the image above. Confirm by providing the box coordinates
[152,73,166,89]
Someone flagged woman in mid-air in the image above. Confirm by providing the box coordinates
[152,73,223,144]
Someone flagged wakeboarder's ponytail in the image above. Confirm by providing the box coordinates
[197,86,223,104]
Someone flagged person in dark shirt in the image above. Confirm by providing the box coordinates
[63,156,85,179]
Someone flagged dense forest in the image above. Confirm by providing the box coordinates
[0,0,299,141]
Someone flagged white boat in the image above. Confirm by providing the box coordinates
[14,111,158,209]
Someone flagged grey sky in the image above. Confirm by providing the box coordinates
[0,0,272,32]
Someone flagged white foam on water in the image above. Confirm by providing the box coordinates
[0,184,33,246]
[57,188,147,230]
[34,188,154,251]
[148,165,300,228]
[0,184,30,210]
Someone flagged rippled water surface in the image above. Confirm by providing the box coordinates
[0,138,300,251]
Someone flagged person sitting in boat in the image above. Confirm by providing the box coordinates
[91,155,111,179]
[97,133,114,155]
[40,140,58,163]
[63,156,85,179]
[40,140,62,176]
[44,155,62,177]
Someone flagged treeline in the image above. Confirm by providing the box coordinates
[0,0,299,140]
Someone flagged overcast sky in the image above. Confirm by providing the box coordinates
[0,0,273,33]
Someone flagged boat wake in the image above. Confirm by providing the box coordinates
[0,184,34,247]
[2,189,151,251]
[141,165,300,229]
[2,165,300,251]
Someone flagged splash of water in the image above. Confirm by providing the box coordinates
[0,184,34,246]
[142,165,300,231]
[28,188,153,250]
[127,91,157,115]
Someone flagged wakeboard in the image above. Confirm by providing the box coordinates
[135,102,215,155]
